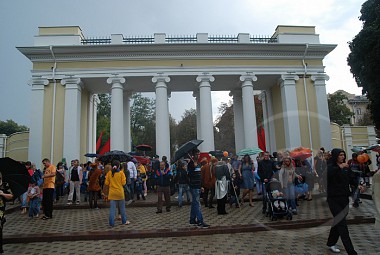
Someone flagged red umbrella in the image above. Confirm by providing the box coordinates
[133,155,150,165]
[136,144,153,151]
[290,147,312,161]
[198,152,211,163]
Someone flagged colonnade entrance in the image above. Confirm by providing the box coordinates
[18,25,336,165]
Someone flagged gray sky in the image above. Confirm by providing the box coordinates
[0,0,365,126]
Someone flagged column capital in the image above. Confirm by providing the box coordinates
[30,78,49,91]
[107,76,126,85]
[196,74,215,83]
[239,73,257,83]
[30,77,49,86]
[280,74,299,82]
[152,75,170,84]
[61,77,83,91]
[311,74,330,85]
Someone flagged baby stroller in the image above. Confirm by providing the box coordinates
[265,180,292,221]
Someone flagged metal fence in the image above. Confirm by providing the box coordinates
[81,35,277,45]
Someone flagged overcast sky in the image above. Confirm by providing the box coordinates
[0,0,366,126]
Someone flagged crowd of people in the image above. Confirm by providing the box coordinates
[2,147,380,254]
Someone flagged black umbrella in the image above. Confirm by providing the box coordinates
[172,139,203,163]
[98,150,133,164]
[0,157,30,198]
[84,153,99,158]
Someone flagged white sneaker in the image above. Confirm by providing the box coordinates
[328,245,341,253]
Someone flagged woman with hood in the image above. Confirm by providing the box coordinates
[326,148,363,255]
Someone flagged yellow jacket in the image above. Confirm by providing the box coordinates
[137,164,147,181]
[105,169,126,201]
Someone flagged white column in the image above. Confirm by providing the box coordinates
[343,125,353,154]
[192,91,201,140]
[261,90,277,153]
[87,94,95,159]
[280,74,301,150]
[311,74,332,150]
[123,91,132,153]
[61,77,82,162]
[107,76,125,151]
[0,134,6,158]
[93,95,99,153]
[240,74,258,149]
[230,89,245,152]
[196,74,215,152]
[152,75,171,160]
[28,78,49,165]
[367,126,377,170]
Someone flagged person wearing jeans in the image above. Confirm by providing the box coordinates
[175,160,190,207]
[187,149,209,229]
[105,160,129,227]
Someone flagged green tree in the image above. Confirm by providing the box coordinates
[130,93,156,153]
[347,0,380,129]
[0,119,28,136]
[96,94,111,149]
[328,92,354,126]
[175,109,197,149]
[214,101,235,153]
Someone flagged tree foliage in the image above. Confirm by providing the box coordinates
[97,94,111,118]
[96,94,111,147]
[130,93,156,152]
[347,0,380,129]
[328,92,354,126]
[0,119,28,136]
[214,101,235,153]
[174,109,197,149]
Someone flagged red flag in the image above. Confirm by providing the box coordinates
[96,132,103,152]
[98,138,110,155]
[257,127,266,152]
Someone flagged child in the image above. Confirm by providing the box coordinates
[136,172,145,200]
[229,172,240,208]
[27,181,40,218]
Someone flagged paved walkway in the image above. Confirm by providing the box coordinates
[3,189,379,255]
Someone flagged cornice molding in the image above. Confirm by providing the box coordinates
[17,43,337,62]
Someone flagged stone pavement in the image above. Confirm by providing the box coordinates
[2,189,380,255]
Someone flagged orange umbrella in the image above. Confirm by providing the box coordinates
[290,147,312,160]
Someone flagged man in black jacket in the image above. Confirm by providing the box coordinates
[187,149,210,228]
[155,161,172,213]
[326,148,363,255]
[258,152,275,213]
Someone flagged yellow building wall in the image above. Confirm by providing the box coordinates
[294,77,320,152]
[80,90,89,163]
[42,83,54,161]
[39,26,83,36]
[53,83,65,163]
[271,84,285,150]
[330,123,343,149]
[351,127,370,146]
[6,132,29,162]
[274,25,316,35]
